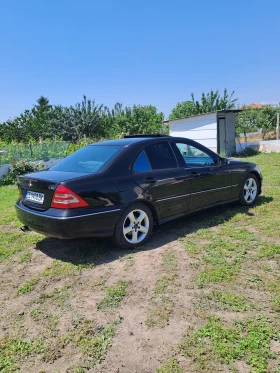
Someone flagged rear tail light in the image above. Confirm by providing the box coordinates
[51,185,89,209]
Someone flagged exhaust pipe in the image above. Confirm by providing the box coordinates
[20,226,29,232]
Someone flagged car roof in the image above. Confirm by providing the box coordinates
[89,136,220,160]
[89,137,171,147]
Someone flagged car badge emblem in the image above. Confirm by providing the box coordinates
[28,181,32,187]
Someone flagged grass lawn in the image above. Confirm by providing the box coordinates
[0,153,279,373]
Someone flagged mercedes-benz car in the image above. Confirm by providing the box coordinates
[15,134,262,249]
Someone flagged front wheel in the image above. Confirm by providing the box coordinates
[239,173,259,206]
[113,203,154,249]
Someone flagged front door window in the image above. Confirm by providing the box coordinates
[175,143,215,167]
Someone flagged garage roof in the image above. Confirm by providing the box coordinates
[164,109,242,124]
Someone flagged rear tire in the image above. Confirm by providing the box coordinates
[113,203,154,249]
[239,173,259,206]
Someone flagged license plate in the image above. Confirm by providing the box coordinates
[26,191,45,204]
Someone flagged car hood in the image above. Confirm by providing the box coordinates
[229,159,256,166]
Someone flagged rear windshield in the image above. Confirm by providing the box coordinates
[50,145,121,173]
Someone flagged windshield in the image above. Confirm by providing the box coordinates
[50,145,121,173]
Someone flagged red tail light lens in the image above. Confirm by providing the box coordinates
[51,185,89,209]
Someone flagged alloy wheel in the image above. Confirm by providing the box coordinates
[243,177,257,203]
[123,209,149,244]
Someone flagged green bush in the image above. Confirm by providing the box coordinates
[0,161,43,186]
[0,141,69,165]
[65,139,103,155]
[66,142,85,156]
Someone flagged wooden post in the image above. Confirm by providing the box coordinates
[277,113,279,140]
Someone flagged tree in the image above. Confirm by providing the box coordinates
[0,110,34,143]
[169,101,195,120]
[58,96,104,142]
[169,89,238,119]
[28,97,54,141]
[235,109,258,142]
[113,105,165,136]
[99,103,124,138]
[256,105,277,139]
[34,96,52,112]
[0,96,166,144]
[236,105,279,141]
[0,96,60,142]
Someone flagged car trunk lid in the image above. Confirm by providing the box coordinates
[18,171,88,211]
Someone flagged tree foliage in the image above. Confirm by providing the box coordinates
[113,105,165,136]
[236,105,280,140]
[169,89,238,119]
[0,96,165,144]
[235,109,258,141]
[169,101,195,120]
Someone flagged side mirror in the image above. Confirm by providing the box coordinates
[221,157,230,166]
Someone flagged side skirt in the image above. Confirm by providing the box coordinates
[158,198,240,225]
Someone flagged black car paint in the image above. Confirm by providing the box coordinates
[18,171,90,211]
[15,137,262,239]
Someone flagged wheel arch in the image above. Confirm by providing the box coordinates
[123,199,159,228]
[112,199,159,248]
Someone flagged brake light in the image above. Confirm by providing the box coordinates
[51,185,89,209]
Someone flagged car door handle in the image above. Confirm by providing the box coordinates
[190,171,201,177]
[143,177,157,183]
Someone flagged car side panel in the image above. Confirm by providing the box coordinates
[64,174,161,221]
[188,165,232,210]
[130,169,190,219]
[169,140,232,210]
[63,175,132,208]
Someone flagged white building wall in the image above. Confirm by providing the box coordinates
[236,140,280,153]
[169,113,217,151]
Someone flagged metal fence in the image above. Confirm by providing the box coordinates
[0,141,70,165]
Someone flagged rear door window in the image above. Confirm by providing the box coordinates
[145,142,178,170]
[133,151,151,173]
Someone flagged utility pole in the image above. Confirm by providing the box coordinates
[277,113,279,140]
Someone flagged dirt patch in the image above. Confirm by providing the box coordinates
[98,240,196,373]
[0,229,201,373]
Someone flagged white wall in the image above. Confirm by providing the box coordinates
[0,164,11,179]
[169,113,217,150]
[239,131,261,138]
[236,140,280,153]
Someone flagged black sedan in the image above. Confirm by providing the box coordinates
[15,135,262,249]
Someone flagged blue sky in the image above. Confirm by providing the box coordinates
[0,0,279,122]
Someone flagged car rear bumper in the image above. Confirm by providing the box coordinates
[15,200,122,239]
